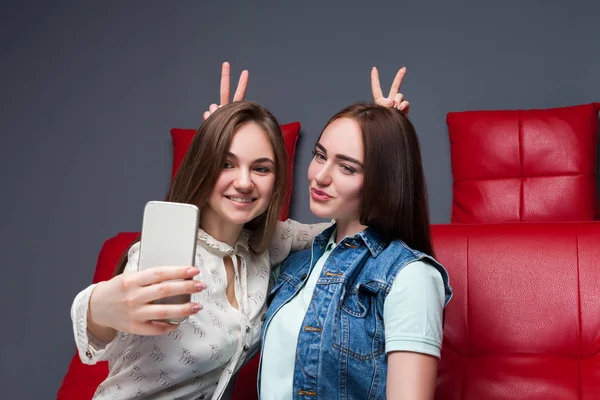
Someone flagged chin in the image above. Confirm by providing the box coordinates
[309,203,333,220]
[230,207,269,225]
[229,213,260,226]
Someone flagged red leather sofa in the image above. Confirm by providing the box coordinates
[58,223,600,399]
[58,104,600,398]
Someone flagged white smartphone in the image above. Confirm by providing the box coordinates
[138,200,199,324]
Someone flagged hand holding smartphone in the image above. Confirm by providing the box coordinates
[138,201,200,324]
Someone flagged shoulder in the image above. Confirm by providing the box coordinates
[127,241,141,258]
[372,240,432,275]
[383,240,445,276]
[382,239,423,258]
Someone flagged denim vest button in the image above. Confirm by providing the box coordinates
[301,273,307,280]
[246,326,251,333]
[243,345,249,351]
[298,390,317,396]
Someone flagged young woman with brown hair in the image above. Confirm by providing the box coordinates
[71,98,326,400]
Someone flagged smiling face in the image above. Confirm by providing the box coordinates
[203,121,277,231]
[307,117,365,226]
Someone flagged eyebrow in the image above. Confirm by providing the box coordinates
[225,152,275,165]
[315,143,364,168]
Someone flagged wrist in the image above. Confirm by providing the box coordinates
[88,282,110,330]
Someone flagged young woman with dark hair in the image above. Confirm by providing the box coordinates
[258,102,452,399]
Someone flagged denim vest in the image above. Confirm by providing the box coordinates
[259,225,452,399]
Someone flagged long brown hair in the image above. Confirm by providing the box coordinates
[114,101,287,275]
[319,102,434,256]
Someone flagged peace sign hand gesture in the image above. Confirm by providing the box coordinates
[203,62,249,121]
[371,66,410,114]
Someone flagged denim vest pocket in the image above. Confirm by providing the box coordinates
[332,282,386,361]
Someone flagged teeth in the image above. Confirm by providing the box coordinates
[229,197,253,203]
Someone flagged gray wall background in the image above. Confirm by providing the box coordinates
[1,0,598,397]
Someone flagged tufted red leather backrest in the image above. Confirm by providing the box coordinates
[447,103,600,223]
[433,223,600,400]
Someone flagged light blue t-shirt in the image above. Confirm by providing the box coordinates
[260,232,445,400]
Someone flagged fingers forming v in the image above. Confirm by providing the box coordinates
[388,67,406,99]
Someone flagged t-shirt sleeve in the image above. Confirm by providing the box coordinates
[383,260,446,359]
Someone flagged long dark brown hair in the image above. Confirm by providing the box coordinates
[114,101,287,275]
[319,102,435,256]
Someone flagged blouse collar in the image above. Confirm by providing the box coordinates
[197,228,250,256]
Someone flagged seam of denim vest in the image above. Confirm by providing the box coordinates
[387,249,453,305]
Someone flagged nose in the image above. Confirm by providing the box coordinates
[233,168,254,192]
[314,163,332,186]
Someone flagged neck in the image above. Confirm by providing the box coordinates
[334,218,367,243]
[200,210,244,248]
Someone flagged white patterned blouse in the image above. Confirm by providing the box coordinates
[71,219,328,400]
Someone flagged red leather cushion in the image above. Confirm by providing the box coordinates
[171,122,301,221]
[57,233,139,400]
[447,103,600,223]
[433,223,600,399]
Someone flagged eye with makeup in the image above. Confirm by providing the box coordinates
[339,164,356,175]
[223,160,234,169]
[312,149,327,163]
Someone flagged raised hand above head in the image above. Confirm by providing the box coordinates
[203,61,249,121]
[371,66,410,114]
